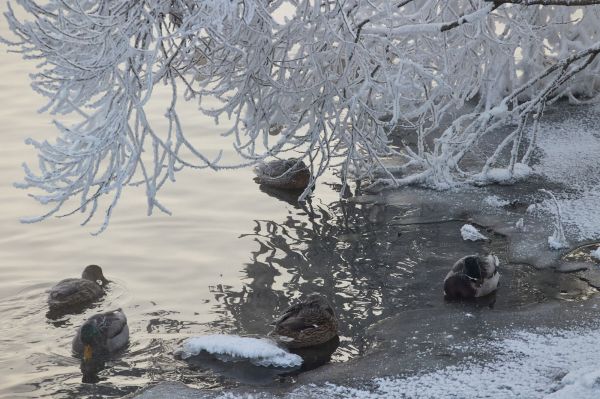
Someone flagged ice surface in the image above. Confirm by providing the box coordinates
[176,335,302,368]
[460,224,488,241]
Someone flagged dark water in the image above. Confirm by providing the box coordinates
[4,182,596,398]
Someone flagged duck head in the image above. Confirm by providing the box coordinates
[81,265,109,287]
[463,256,482,280]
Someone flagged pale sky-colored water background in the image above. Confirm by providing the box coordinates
[0,4,340,397]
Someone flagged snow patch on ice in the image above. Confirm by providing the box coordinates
[474,163,532,184]
[548,232,569,250]
[484,195,510,207]
[460,224,488,241]
[176,335,302,368]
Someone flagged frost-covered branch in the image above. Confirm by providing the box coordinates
[490,0,600,6]
[4,0,600,230]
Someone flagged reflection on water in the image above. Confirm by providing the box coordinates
[208,190,594,364]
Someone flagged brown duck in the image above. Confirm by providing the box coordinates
[254,159,310,190]
[270,293,338,349]
[48,265,109,311]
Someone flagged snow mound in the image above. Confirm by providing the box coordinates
[548,231,569,250]
[547,367,600,399]
[176,335,302,368]
[474,163,532,184]
[484,195,510,207]
[460,224,488,241]
[591,247,600,262]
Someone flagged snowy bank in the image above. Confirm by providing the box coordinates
[136,324,600,399]
[289,326,600,399]
[176,335,302,368]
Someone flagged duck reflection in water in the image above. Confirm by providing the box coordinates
[80,355,107,383]
[288,335,340,374]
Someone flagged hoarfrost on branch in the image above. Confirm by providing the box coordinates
[4,0,600,231]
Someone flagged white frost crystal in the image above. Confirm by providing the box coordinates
[176,335,302,368]
[460,224,488,242]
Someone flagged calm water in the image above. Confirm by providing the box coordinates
[0,8,596,399]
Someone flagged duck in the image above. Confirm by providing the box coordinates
[269,293,338,349]
[72,309,129,362]
[443,254,500,299]
[48,265,109,311]
[254,158,310,190]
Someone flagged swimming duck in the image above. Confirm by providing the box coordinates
[48,265,108,311]
[270,293,338,349]
[72,309,129,362]
[443,254,500,299]
[254,159,310,190]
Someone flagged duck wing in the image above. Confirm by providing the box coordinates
[92,309,128,338]
[48,279,103,307]
[278,303,334,330]
[479,255,499,278]
[92,309,129,353]
[273,302,305,325]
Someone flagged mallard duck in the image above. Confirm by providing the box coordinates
[270,293,338,349]
[254,159,310,190]
[444,254,500,299]
[48,265,108,311]
[72,309,129,362]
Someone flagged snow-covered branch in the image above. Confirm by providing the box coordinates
[490,0,600,6]
[4,0,600,230]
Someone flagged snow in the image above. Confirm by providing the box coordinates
[591,247,600,262]
[175,335,302,368]
[548,232,570,250]
[533,107,600,242]
[474,163,532,185]
[460,224,488,241]
[283,326,600,399]
[483,195,510,207]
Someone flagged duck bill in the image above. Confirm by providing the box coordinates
[83,345,93,362]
